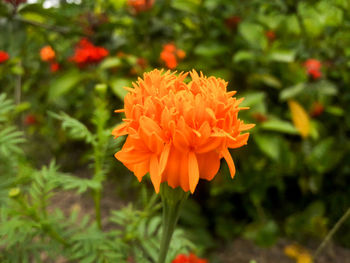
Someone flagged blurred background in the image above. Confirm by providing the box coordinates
[0,0,350,262]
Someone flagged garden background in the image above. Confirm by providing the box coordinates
[0,0,350,262]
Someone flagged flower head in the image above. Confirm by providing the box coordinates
[113,69,254,193]
[40,46,56,62]
[160,43,186,69]
[304,59,322,80]
[70,38,109,67]
[0,51,10,64]
[172,253,208,263]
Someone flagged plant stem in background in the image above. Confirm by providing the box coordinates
[14,60,21,105]
[158,184,188,263]
[93,189,102,229]
[313,207,350,260]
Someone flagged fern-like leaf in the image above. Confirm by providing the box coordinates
[49,111,95,144]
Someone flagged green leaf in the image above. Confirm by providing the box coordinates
[48,70,86,102]
[240,92,265,108]
[233,50,256,63]
[279,83,305,101]
[49,112,95,144]
[254,134,282,161]
[249,74,282,89]
[194,42,228,57]
[260,119,299,134]
[239,22,267,50]
[314,80,338,96]
[243,220,279,247]
[268,50,295,63]
[171,0,200,13]
[99,58,122,69]
[307,138,343,173]
[110,78,130,101]
[325,106,344,116]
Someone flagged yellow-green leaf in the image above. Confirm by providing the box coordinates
[288,100,310,138]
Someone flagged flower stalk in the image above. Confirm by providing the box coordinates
[158,183,189,263]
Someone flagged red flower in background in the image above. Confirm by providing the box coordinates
[252,112,268,123]
[225,16,241,29]
[172,253,208,263]
[50,62,60,73]
[24,114,37,126]
[4,0,26,6]
[265,30,276,42]
[160,43,186,69]
[70,38,109,67]
[304,59,322,80]
[128,0,154,14]
[310,102,324,118]
[0,51,9,64]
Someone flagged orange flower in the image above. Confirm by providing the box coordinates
[40,46,56,62]
[128,0,154,14]
[172,253,208,263]
[160,43,186,69]
[304,59,322,80]
[0,51,10,64]
[113,69,254,193]
[50,62,60,73]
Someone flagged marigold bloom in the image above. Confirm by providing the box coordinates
[0,51,10,64]
[70,38,109,67]
[128,0,154,14]
[160,44,186,69]
[113,69,254,193]
[40,46,56,62]
[304,59,322,80]
[172,253,208,263]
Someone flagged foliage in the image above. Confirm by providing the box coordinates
[0,0,350,260]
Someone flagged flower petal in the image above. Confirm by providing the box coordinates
[221,148,236,178]
[112,123,128,138]
[197,151,221,181]
[188,152,199,193]
[159,143,171,174]
[150,154,161,193]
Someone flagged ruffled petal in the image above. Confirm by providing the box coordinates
[188,152,199,193]
[112,123,128,138]
[150,154,161,193]
[197,151,221,181]
[221,148,236,178]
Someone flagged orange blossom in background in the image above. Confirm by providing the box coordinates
[112,69,254,193]
[0,51,10,64]
[40,45,56,62]
[304,58,322,80]
[128,0,155,14]
[172,253,208,263]
[160,43,186,69]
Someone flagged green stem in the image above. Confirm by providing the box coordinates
[158,184,188,263]
[313,207,350,260]
[94,189,102,229]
